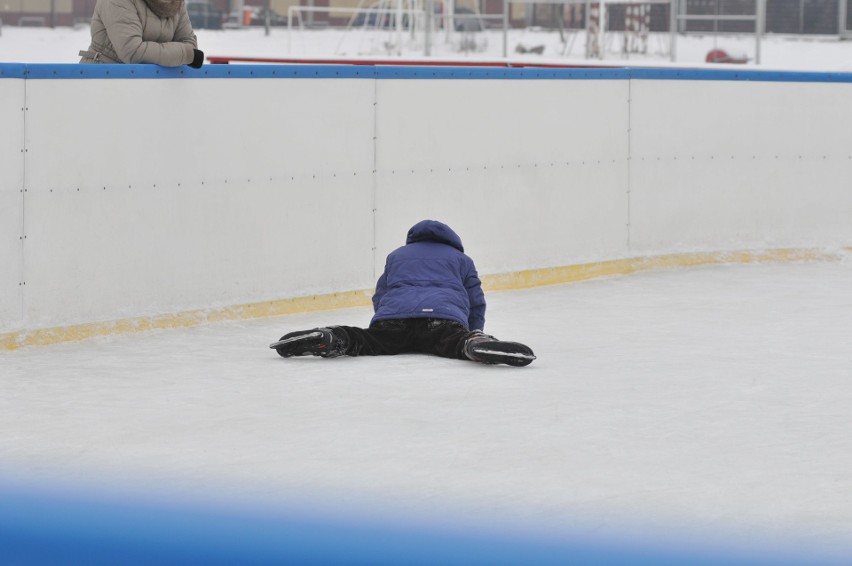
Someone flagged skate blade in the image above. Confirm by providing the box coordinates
[269,331,323,349]
[472,348,537,361]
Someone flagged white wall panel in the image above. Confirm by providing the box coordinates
[21,77,376,326]
[5,68,852,335]
[374,79,631,275]
[0,79,24,332]
[628,80,852,253]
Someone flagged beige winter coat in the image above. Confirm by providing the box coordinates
[79,0,197,66]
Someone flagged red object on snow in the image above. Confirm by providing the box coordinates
[705,49,748,64]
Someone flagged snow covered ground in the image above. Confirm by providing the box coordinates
[2,24,852,71]
[2,260,852,560]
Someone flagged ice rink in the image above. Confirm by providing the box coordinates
[2,258,851,560]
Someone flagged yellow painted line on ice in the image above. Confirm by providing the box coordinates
[1,248,845,350]
[1,290,373,351]
[481,248,839,291]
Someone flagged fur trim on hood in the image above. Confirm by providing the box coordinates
[143,0,183,19]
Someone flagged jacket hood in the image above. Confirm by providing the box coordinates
[405,220,464,252]
[143,0,183,19]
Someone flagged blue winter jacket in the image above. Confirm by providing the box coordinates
[370,220,486,330]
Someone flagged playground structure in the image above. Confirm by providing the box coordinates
[282,0,767,62]
[286,0,493,55]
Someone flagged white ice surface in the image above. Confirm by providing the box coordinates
[2,260,852,558]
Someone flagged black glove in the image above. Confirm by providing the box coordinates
[189,49,204,69]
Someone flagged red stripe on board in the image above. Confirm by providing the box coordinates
[206,56,613,69]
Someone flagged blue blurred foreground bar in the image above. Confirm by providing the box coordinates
[0,486,838,565]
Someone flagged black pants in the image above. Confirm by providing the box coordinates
[337,318,473,360]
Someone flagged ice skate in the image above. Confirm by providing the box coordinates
[463,331,536,367]
[270,327,349,358]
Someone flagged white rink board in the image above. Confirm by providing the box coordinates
[0,79,25,332]
[374,79,631,275]
[628,79,852,253]
[20,77,376,327]
[23,78,376,193]
[3,66,852,334]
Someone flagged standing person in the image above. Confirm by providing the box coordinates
[79,0,204,67]
[270,220,536,367]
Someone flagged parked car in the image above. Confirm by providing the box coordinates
[351,3,410,29]
[187,1,225,30]
[249,7,288,26]
[223,6,287,28]
[222,10,243,28]
[453,7,485,32]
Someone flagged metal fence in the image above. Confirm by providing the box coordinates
[525,0,848,34]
